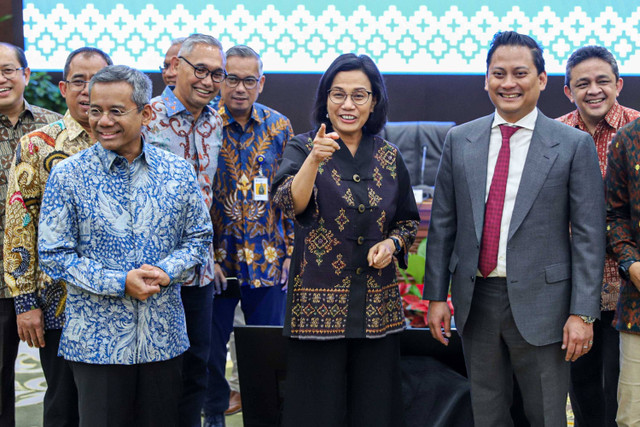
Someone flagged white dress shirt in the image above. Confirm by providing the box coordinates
[482,108,538,277]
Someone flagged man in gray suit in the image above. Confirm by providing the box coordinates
[424,31,606,426]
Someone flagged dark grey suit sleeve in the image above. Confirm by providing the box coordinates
[568,132,606,318]
[423,130,457,302]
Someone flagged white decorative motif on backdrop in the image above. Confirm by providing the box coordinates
[22,3,640,74]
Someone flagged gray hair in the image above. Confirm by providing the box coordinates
[170,37,186,48]
[63,47,112,80]
[226,45,263,75]
[178,34,225,63]
[89,65,152,109]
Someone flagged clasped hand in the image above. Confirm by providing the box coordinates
[125,264,170,301]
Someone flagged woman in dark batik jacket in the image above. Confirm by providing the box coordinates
[273,53,420,427]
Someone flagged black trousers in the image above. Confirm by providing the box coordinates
[283,334,403,427]
[39,329,78,427]
[0,298,19,427]
[569,310,619,427]
[69,355,183,427]
[179,284,213,427]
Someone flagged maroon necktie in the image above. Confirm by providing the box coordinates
[478,124,520,278]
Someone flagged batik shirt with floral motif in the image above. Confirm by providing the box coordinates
[211,101,294,288]
[38,141,212,364]
[4,111,94,330]
[559,103,640,311]
[273,130,420,339]
[143,86,221,287]
[605,118,640,333]
[0,101,61,299]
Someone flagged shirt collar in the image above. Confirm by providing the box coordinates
[603,101,624,130]
[62,110,91,141]
[492,108,538,131]
[564,102,624,133]
[160,85,214,120]
[219,103,261,127]
[96,135,149,171]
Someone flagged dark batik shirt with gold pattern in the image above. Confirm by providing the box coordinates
[273,130,419,339]
[4,111,93,329]
[0,101,61,299]
[606,118,640,333]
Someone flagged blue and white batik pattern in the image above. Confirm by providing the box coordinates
[38,141,213,364]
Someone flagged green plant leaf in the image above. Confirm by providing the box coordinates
[404,253,425,284]
[24,72,66,115]
[417,237,427,257]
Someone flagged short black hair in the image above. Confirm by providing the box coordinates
[486,31,545,75]
[565,45,619,86]
[63,47,112,80]
[312,53,388,135]
[0,42,28,68]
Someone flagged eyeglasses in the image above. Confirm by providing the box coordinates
[178,56,226,83]
[0,67,25,80]
[88,106,140,121]
[327,89,372,105]
[225,75,261,90]
[63,79,91,92]
[159,63,170,73]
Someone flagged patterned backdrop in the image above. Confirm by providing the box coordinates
[22,1,640,74]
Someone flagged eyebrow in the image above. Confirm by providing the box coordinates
[575,74,612,83]
[89,103,127,109]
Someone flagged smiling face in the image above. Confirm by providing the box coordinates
[172,43,224,118]
[485,45,547,123]
[326,70,376,144]
[0,44,30,120]
[564,57,622,131]
[59,53,109,133]
[89,81,151,163]
[221,55,264,125]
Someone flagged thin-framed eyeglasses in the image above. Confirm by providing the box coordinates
[178,56,227,83]
[327,89,372,105]
[0,67,25,80]
[63,79,91,92]
[225,75,261,90]
[159,63,170,73]
[88,106,140,121]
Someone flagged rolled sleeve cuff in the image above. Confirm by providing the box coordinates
[14,292,39,315]
[103,270,128,297]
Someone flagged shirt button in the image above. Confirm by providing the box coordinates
[357,236,364,245]
[356,267,364,275]
[358,204,366,213]
[353,174,361,183]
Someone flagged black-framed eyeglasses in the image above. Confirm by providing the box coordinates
[159,63,170,73]
[0,67,25,80]
[178,56,226,83]
[327,89,372,105]
[225,75,261,90]
[88,106,140,121]
[63,79,91,92]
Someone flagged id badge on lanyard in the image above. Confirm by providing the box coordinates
[253,154,268,201]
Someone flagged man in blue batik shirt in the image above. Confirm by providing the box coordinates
[38,65,212,427]
[203,45,294,427]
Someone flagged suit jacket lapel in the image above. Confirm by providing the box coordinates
[464,116,492,244]
[508,113,559,240]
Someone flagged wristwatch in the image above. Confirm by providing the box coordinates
[578,315,596,324]
[390,236,402,256]
[618,259,637,281]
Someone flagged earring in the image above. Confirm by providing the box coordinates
[326,113,329,118]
